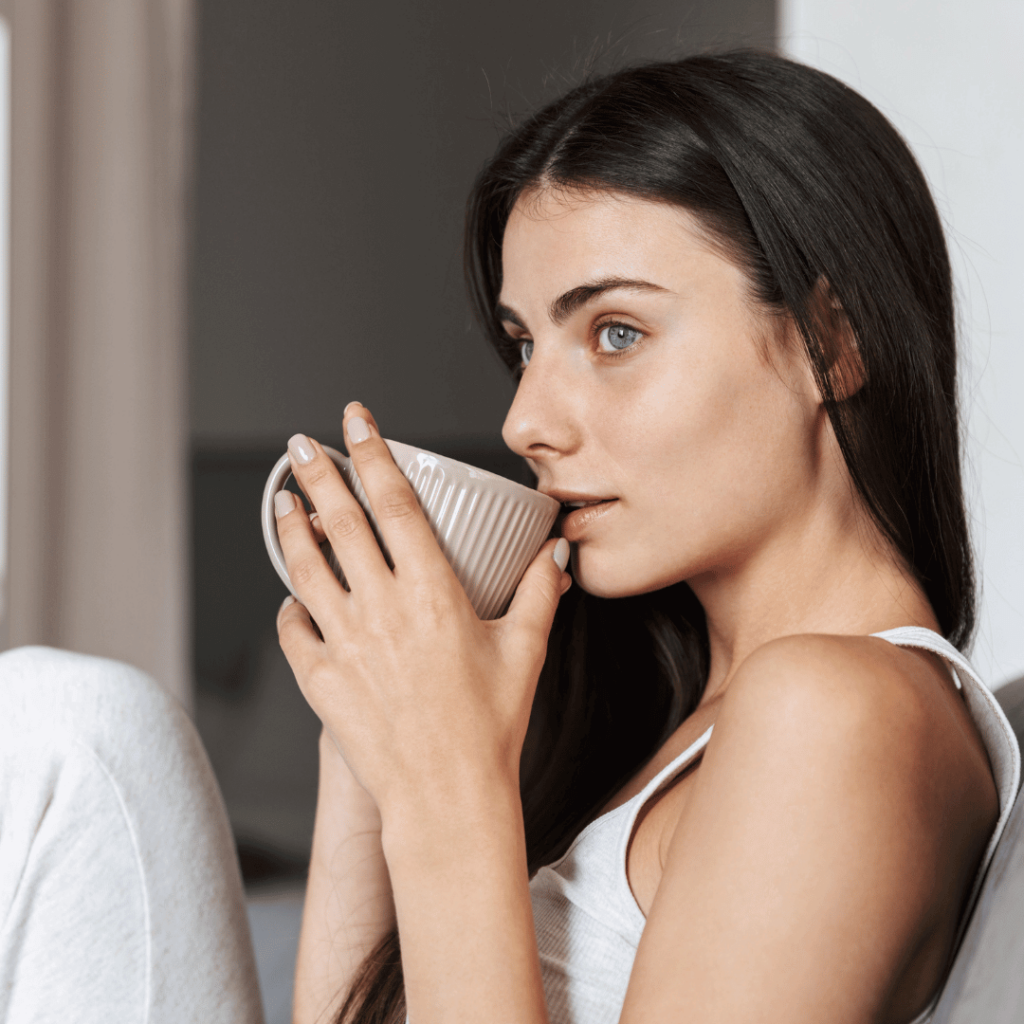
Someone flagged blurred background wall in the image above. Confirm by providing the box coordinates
[189,0,774,450]
[188,0,775,883]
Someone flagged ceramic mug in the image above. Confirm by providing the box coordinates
[261,440,560,620]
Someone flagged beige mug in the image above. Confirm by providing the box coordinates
[261,440,560,620]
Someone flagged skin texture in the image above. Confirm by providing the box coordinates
[282,188,998,1024]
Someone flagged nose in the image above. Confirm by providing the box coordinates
[501,346,580,465]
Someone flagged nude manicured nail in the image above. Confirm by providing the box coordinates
[347,416,371,444]
[553,537,570,572]
[288,433,315,464]
[344,401,363,415]
[274,490,296,517]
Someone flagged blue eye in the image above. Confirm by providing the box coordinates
[520,339,534,366]
[597,324,642,353]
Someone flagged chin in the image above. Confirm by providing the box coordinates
[571,547,681,601]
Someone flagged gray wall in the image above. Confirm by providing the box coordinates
[189,0,776,453]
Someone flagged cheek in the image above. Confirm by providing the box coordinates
[657,384,813,537]
[576,372,817,594]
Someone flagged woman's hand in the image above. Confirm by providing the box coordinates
[274,402,571,820]
[279,404,566,1023]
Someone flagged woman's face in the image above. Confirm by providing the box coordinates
[499,188,825,599]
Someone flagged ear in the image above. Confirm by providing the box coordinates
[810,277,865,401]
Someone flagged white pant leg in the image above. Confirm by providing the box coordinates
[0,647,264,1024]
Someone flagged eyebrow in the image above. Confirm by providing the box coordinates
[496,277,670,330]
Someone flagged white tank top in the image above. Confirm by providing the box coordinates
[529,627,1022,1024]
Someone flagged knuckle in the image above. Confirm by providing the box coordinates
[374,606,400,631]
[303,462,333,488]
[371,608,404,639]
[353,442,384,466]
[417,584,456,621]
[327,508,367,540]
[377,489,419,522]
[290,557,322,589]
[307,660,336,693]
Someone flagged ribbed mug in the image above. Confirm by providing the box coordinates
[261,440,560,620]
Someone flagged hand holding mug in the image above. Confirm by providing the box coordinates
[268,404,569,813]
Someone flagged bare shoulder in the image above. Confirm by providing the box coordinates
[702,630,999,939]
[710,632,998,841]
[720,632,990,784]
[730,631,947,711]
[622,635,999,1021]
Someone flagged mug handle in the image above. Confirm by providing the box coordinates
[260,445,351,598]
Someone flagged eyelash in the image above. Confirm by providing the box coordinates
[500,317,646,377]
[593,318,645,358]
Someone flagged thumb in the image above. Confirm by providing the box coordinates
[504,537,572,642]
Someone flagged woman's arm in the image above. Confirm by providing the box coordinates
[380,766,548,1024]
[292,729,394,1024]
[275,407,568,1024]
[294,728,547,1024]
[621,634,998,1024]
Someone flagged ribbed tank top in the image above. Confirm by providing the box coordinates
[529,627,1022,1024]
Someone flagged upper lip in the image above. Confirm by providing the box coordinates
[542,489,617,506]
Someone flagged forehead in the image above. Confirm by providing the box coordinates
[499,187,736,307]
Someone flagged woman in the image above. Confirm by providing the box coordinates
[0,47,1015,1024]
[275,51,1020,1024]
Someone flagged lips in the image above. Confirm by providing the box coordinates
[543,489,617,507]
[562,498,608,509]
[549,494,619,541]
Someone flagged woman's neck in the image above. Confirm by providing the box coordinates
[690,497,939,703]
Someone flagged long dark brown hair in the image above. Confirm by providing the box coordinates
[335,49,975,1022]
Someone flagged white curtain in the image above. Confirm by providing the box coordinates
[0,0,194,708]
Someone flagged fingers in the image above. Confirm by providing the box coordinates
[286,430,394,587]
[504,537,571,643]
[309,511,327,544]
[276,594,324,680]
[274,489,347,625]
[338,404,450,579]
[279,493,327,544]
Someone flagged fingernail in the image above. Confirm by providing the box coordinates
[344,401,363,415]
[274,490,296,517]
[288,433,315,465]
[347,416,371,444]
[309,511,320,528]
[277,594,295,627]
[553,537,570,572]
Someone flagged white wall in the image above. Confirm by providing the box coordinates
[782,0,1024,688]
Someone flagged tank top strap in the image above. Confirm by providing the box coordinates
[871,625,1021,972]
[630,726,715,812]
[871,625,978,687]
[614,725,715,913]
[871,626,1020,806]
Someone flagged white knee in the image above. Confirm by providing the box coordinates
[0,647,261,1024]
[0,645,185,751]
